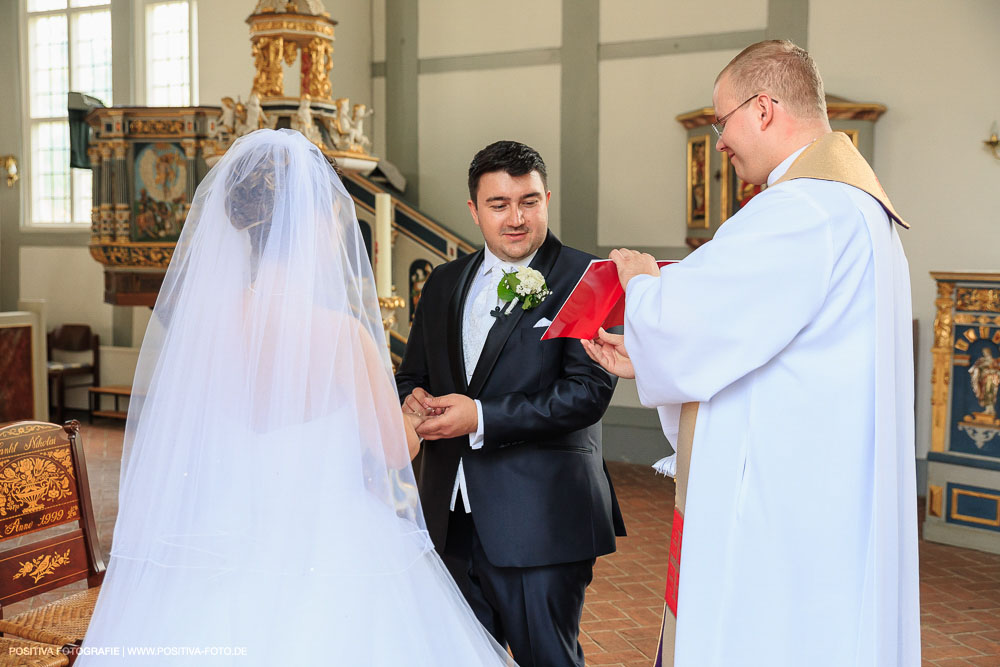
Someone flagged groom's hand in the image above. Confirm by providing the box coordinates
[403,387,442,417]
[415,394,478,440]
[581,327,636,379]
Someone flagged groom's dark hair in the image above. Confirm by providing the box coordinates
[467,140,547,204]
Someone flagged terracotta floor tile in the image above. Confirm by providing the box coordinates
[8,425,1000,666]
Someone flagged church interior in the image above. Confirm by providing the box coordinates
[1,0,999,665]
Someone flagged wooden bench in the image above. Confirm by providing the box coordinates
[87,385,131,422]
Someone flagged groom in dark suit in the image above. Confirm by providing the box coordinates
[396,140,625,667]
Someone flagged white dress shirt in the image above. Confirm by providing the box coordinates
[450,245,538,513]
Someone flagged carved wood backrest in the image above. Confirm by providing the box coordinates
[0,422,105,610]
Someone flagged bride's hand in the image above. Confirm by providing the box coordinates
[402,410,425,460]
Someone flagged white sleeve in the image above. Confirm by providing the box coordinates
[468,399,485,450]
[625,185,834,407]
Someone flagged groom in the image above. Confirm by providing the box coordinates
[396,140,625,667]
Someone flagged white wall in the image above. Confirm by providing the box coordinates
[599,0,766,43]
[598,49,738,248]
[809,0,1000,457]
[418,0,561,59]
[19,247,114,343]
[417,65,562,241]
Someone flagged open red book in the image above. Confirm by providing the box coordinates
[541,259,675,340]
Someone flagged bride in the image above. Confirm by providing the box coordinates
[78,129,515,665]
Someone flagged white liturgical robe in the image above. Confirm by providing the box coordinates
[627,141,920,666]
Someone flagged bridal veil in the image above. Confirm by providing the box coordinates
[78,129,513,665]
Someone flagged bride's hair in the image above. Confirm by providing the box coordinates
[225,150,282,279]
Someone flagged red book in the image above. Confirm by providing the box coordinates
[541,259,675,340]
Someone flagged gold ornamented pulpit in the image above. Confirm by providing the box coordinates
[85,107,219,305]
[925,271,1000,554]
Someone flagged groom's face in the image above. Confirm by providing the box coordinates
[468,170,550,263]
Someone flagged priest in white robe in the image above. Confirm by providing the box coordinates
[583,40,920,667]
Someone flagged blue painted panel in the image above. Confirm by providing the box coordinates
[929,451,1000,472]
[949,325,1000,459]
[946,481,1000,532]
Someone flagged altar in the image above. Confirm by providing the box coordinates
[925,271,1000,554]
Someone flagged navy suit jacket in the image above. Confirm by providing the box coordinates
[396,231,626,568]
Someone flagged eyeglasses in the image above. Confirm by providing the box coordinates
[711,94,778,138]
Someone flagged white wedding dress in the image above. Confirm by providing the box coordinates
[77,129,514,665]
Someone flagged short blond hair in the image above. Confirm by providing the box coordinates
[717,40,826,120]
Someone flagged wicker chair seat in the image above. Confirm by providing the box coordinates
[0,636,69,667]
[0,586,100,647]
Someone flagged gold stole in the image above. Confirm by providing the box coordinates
[654,132,906,666]
[771,131,908,228]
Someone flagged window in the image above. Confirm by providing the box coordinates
[24,0,112,225]
[145,1,196,107]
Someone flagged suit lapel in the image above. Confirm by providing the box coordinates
[467,232,562,398]
[447,251,483,393]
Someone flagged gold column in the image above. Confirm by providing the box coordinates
[251,36,286,98]
[930,280,955,452]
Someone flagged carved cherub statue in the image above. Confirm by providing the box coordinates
[209,97,236,139]
[346,103,374,150]
[238,93,269,136]
[328,98,374,152]
[291,95,323,145]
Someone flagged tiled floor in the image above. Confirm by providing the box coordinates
[14,420,1000,666]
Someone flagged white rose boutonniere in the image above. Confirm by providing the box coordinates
[496,266,551,315]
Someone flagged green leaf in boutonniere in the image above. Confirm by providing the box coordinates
[497,266,552,315]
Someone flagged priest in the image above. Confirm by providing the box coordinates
[582,40,920,667]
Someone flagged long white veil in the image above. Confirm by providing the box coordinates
[79,129,512,665]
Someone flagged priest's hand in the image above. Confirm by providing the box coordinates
[581,327,635,379]
[610,248,659,288]
[416,394,478,440]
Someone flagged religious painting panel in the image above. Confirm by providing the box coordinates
[132,142,189,242]
[721,153,765,223]
[948,291,1000,459]
[0,325,34,423]
[686,135,709,229]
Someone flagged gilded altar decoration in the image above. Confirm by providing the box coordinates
[967,348,1000,423]
[686,135,709,229]
[926,272,1000,553]
[13,549,71,584]
[957,288,1000,313]
[303,37,334,100]
[129,120,184,135]
[252,36,286,98]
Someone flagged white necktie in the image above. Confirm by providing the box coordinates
[463,268,504,381]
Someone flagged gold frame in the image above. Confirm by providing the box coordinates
[841,129,859,147]
[950,487,1000,527]
[686,135,709,229]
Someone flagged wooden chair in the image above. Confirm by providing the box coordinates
[0,421,105,662]
[47,326,100,425]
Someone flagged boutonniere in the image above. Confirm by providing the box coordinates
[494,266,552,316]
